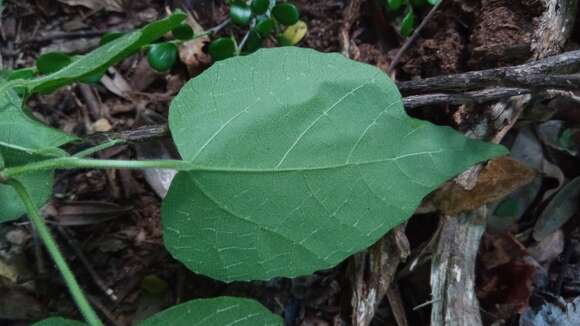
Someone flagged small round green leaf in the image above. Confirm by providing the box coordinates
[243,31,263,54]
[272,3,300,26]
[36,52,72,75]
[533,176,580,241]
[172,24,194,40]
[411,0,429,7]
[80,68,107,84]
[400,7,415,37]
[27,12,187,94]
[99,32,124,46]
[229,2,253,26]
[7,67,36,81]
[208,37,237,61]
[276,33,293,46]
[147,42,178,72]
[255,17,276,38]
[251,0,270,15]
[138,297,282,326]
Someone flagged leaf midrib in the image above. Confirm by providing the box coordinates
[188,149,444,173]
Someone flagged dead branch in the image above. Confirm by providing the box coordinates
[398,49,580,95]
[84,124,169,145]
[339,0,363,58]
[430,209,487,326]
[403,88,530,108]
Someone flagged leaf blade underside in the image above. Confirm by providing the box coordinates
[164,47,508,282]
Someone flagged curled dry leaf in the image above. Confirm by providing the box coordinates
[100,68,133,100]
[432,157,536,215]
[528,229,564,265]
[478,233,538,320]
[536,120,578,157]
[135,139,177,198]
[533,176,580,241]
[178,12,212,76]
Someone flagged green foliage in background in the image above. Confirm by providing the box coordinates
[385,0,440,37]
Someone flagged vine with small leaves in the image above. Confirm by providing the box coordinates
[385,0,440,37]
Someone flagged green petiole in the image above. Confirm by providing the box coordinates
[73,139,125,158]
[1,157,194,179]
[7,179,103,326]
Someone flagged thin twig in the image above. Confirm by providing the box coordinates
[400,73,580,95]
[56,226,118,302]
[83,124,169,145]
[339,0,363,58]
[388,0,444,73]
[397,49,580,95]
[207,18,231,34]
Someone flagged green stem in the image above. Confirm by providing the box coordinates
[1,157,193,179]
[73,139,125,158]
[7,179,103,326]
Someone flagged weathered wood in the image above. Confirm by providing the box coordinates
[403,88,530,108]
[350,225,409,326]
[84,124,168,144]
[429,2,576,325]
[532,0,577,59]
[430,209,487,326]
[398,49,580,95]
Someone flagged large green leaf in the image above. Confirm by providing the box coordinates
[0,83,71,222]
[24,12,186,93]
[163,47,507,282]
[138,297,281,326]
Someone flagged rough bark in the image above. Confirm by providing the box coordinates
[430,209,487,326]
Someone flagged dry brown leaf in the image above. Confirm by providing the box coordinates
[179,12,212,76]
[477,233,538,320]
[432,157,536,215]
[57,0,125,12]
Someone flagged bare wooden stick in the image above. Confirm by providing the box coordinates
[398,49,580,95]
[403,88,530,108]
[339,0,363,58]
[401,73,580,95]
[83,124,169,145]
[430,209,487,326]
